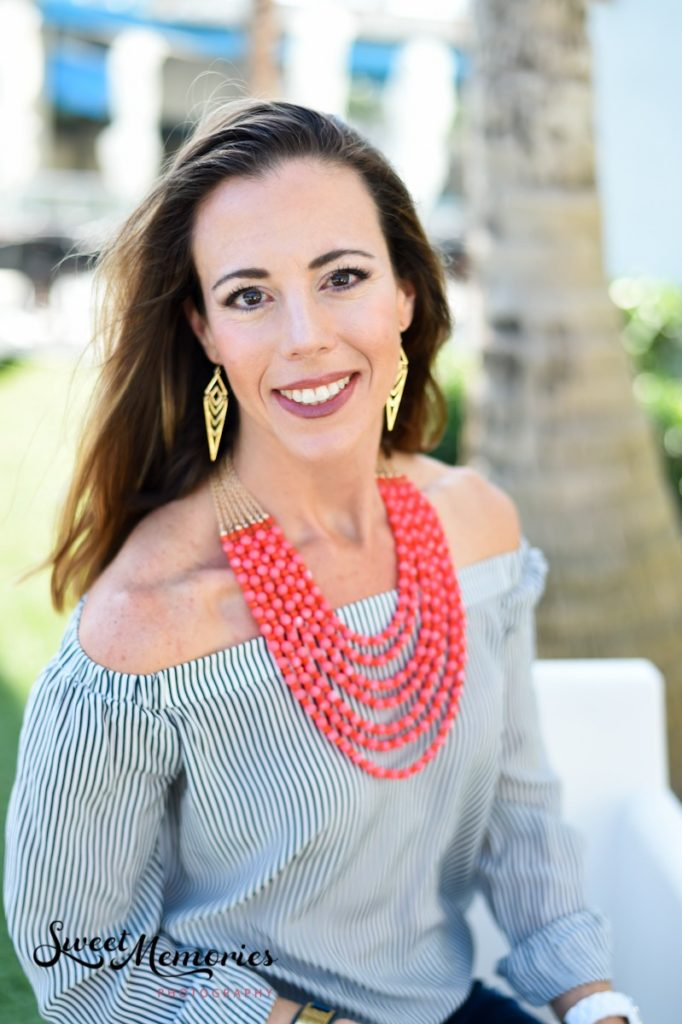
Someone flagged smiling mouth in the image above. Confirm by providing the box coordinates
[277,375,353,406]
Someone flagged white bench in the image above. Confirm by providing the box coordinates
[468,659,682,1024]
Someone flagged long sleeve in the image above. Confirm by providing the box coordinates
[473,542,613,1006]
[3,660,278,1024]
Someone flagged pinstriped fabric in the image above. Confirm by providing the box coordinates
[4,536,613,1024]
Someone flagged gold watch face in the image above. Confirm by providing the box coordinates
[298,1004,336,1024]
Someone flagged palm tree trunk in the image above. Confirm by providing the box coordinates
[249,0,279,99]
[463,0,682,793]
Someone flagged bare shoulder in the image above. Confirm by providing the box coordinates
[389,452,521,566]
[77,481,245,674]
[444,465,522,563]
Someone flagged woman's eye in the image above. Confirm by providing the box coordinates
[224,286,264,310]
[328,266,370,289]
[223,265,369,311]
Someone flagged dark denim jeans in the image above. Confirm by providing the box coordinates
[442,980,544,1023]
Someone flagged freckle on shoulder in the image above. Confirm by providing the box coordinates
[78,581,164,674]
[77,482,222,674]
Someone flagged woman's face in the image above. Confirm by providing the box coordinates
[186,157,416,465]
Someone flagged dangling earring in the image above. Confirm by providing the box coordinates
[385,344,409,432]
[203,364,229,462]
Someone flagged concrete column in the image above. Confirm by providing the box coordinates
[96,28,168,206]
[383,36,458,228]
[0,0,44,193]
[283,0,356,116]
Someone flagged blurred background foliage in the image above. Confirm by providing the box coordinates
[610,278,682,505]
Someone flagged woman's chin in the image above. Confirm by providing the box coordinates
[269,425,381,469]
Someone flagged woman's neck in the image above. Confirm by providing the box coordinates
[230,437,389,551]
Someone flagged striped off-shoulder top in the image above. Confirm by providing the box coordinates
[4,536,613,1024]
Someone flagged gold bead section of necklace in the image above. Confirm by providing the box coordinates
[209,452,399,537]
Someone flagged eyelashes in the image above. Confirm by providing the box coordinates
[222,265,371,311]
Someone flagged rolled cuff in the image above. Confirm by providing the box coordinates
[496,910,614,1006]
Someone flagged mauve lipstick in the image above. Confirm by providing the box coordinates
[273,372,358,419]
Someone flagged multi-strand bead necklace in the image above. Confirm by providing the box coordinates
[210,456,467,780]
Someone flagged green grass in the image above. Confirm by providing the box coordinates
[1,353,94,1023]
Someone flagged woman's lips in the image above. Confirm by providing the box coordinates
[273,373,358,419]
[278,370,356,389]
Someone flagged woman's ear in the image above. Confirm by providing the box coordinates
[183,297,218,362]
[397,278,416,333]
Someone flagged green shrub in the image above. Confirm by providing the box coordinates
[429,344,473,465]
[610,277,682,507]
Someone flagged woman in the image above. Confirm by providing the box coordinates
[4,100,639,1024]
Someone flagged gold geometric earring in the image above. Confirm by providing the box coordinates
[203,363,229,462]
[385,344,409,432]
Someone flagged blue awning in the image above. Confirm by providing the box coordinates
[46,41,109,119]
[39,0,465,119]
[39,0,246,59]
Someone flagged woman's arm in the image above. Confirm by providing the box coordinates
[551,981,626,1022]
[4,659,280,1023]
[472,530,615,1008]
[266,996,304,1023]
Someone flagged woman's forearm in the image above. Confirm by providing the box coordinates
[266,996,302,1024]
[550,980,627,1022]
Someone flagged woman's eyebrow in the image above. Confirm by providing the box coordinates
[211,248,375,291]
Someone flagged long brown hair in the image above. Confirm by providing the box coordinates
[44,98,452,612]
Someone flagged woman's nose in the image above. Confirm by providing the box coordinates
[278,293,335,359]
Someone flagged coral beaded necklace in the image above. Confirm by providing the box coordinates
[210,455,467,780]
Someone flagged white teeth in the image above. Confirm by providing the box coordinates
[279,375,352,405]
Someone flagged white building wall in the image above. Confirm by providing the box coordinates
[588,0,682,283]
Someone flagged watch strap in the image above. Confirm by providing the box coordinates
[563,990,643,1024]
[291,1001,338,1024]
